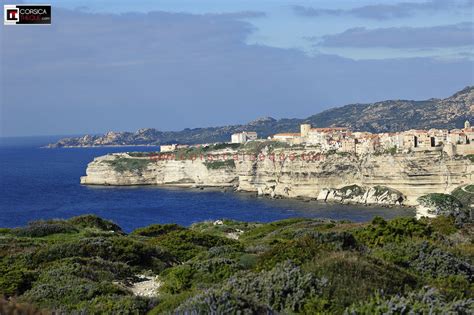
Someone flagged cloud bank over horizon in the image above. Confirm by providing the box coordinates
[1,1,473,137]
[292,0,472,20]
[315,22,473,48]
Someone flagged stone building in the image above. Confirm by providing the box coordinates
[272,121,474,156]
[231,131,257,143]
[160,144,189,152]
[272,133,303,144]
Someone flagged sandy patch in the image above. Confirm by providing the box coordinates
[129,275,161,297]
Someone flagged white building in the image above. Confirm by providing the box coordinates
[231,131,258,143]
[160,144,189,152]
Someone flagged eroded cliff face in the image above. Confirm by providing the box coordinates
[81,149,473,206]
[81,153,238,187]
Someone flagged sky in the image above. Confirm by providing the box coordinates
[1,0,473,137]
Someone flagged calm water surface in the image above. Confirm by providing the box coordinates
[0,136,415,232]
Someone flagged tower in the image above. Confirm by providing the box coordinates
[300,124,311,137]
[465,120,471,130]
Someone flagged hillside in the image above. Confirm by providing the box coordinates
[47,86,473,147]
[0,215,472,313]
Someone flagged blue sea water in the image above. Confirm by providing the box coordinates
[0,136,415,232]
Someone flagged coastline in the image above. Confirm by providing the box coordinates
[82,180,417,212]
[42,144,161,149]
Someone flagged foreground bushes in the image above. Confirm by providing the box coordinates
[30,236,173,272]
[303,252,418,312]
[12,220,78,237]
[150,229,240,262]
[346,287,474,314]
[176,261,326,313]
[355,216,432,246]
[0,214,472,314]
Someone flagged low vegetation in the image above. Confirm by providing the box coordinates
[204,159,236,170]
[417,193,468,224]
[103,157,153,173]
[0,214,472,314]
[452,185,474,209]
[466,154,474,163]
[127,152,159,158]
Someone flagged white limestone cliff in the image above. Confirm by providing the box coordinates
[80,149,473,208]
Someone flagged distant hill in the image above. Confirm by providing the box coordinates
[48,86,473,147]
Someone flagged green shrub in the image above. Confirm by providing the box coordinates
[206,245,244,259]
[127,152,158,157]
[104,157,152,173]
[430,275,473,301]
[239,218,309,243]
[0,299,45,315]
[256,232,357,270]
[12,220,78,237]
[451,185,474,209]
[417,193,467,223]
[411,242,473,281]
[161,257,247,295]
[153,229,238,262]
[238,254,258,269]
[191,219,256,238]
[18,257,145,310]
[304,251,418,312]
[346,287,474,314]
[42,257,133,282]
[161,265,194,294]
[176,261,325,314]
[190,258,241,284]
[355,216,432,246]
[131,223,184,237]
[68,215,123,233]
[256,237,321,271]
[373,241,473,281]
[148,291,194,315]
[3,215,473,314]
[175,290,270,314]
[22,271,126,310]
[31,237,173,271]
[372,241,420,268]
[426,215,458,235]
[0,257,37,296]
[204,159,235,170]
[75,295,153,314]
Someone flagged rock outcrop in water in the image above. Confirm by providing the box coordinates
[80,144,473,207]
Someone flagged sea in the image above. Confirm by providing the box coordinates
[0,136,415,232]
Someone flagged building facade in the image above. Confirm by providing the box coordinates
[231,131,258,143]
[271,121,474,156]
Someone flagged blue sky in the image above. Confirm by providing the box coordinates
[1,0,473,136]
